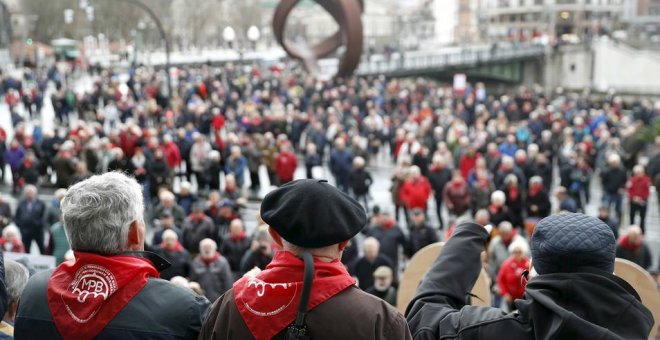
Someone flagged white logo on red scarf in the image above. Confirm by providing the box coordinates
[241,277,297,317]
[65,264,118,323]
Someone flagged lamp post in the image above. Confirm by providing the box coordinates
[247,25,260,50]
[223,26,236,50]
[98,0,173,105]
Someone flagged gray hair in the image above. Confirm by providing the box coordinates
[5,259,29,303]
[61,172,144,255]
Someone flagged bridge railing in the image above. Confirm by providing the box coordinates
[356,44,546,76]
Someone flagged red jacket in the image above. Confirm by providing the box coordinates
[212,115,225,131]
[400,177,432,210]
[119,131,139,159]
[275,152,298,182]
[497,256,530,300]
[162,142,182,168]
[627,175,651,201]
[459,153,480,179]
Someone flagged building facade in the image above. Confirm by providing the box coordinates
[482,0,627,42]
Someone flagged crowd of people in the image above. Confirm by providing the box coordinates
[0,59,658,313]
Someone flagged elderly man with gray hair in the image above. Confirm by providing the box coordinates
[14,172,210,339]
[0,259,29,338]
[14,185,46,254]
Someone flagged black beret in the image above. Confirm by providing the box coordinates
[260,179,367,248]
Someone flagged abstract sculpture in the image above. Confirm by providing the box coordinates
[272,0,364,78]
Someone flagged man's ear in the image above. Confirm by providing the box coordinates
[127,220,145,251]
[268,227,283,248]
[338,240,350,252]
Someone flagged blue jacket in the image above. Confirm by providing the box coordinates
[3,147,25,172]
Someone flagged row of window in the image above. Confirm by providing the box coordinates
[496,0,623,6]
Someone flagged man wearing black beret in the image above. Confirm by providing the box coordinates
[200,179,412,340]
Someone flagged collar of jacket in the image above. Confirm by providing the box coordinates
[530,267,641,300]
[120,251,171,273]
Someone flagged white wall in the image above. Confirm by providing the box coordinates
[560,47,593,89]
[592,39,660,93]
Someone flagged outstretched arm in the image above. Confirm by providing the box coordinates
[406,223,504,339]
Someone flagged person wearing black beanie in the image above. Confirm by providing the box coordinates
[407,213,654,339]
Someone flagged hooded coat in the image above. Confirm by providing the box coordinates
[406,223,654,340]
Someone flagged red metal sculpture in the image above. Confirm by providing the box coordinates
[272,0,364,78]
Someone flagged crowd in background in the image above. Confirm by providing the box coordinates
[0,61,658,309]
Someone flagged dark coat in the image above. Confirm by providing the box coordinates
[53,156,77,188]
[239,250,272,273]
[350,254,394,290]
[363,224,406,269]
[182,215,216,253]
[219,235,251,273]
[616,243,653,270]
[15,252,211,339]
[406,223,654,340]
[405,223,439,258]
[329,149,353,178]
[0,201,11,228]
[156,246,191,280]
[15,199,46,231]
[601,167,628,195]
[189,256,234,303]
[349,168,373,196]
[526,190,551,218]
[427,167,452,199]
[199,286,411,340]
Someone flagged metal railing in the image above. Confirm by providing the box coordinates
[354,44,547,76]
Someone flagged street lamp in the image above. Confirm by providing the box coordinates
[85,6,94,22]
[223,26,236,49]
[64,9,75,24]
[247,25,260,50]
[91,0,173,106]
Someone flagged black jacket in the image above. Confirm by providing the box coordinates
[15,199,46,231]
[219,235,251,273]
[601,167,628,194]
[427,167,452,199]
[406,223,654,340]
[15,252,211,339]
[616,243,653,271]
[349,168,373,196]
[526,190,551,218]
[405,223,439,258]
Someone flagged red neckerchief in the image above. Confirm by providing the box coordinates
[619,235,642,253]
[529,184,543,197]
[200,252,221,266]
[489,204,502,215]
[230,231,247,242]
[160,241,183,252]
[47,252,159,340]
[508,187,519,201]
[233,251,355,340]
[381,218,396,230]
